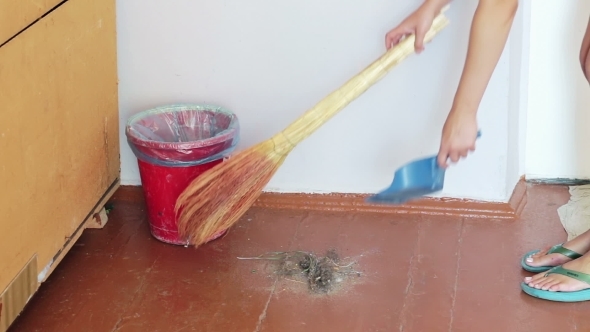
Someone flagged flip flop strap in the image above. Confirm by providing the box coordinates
[544,266,590,285]
[547,244,583,259]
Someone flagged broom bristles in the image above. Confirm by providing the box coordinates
[175,139,288,246]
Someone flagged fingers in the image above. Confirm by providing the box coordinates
[414,25,427,53]
[386,27,427,54]
[385,27,411,49]
[437,148,449,169]
[449,152,461,164]
[385,33,401,50]
[437,146,476,169]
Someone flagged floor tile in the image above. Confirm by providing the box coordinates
[258,212,424,332]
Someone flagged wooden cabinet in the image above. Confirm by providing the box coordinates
[0,0,64,45]
[0,0,119,330]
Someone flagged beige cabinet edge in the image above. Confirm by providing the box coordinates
[0,0,119,329]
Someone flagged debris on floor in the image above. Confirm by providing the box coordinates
[238,249,361,294]
[105,203,114,214]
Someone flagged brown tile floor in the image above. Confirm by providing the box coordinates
[8,183,590,332]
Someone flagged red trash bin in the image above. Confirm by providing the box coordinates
[125,104,239,246]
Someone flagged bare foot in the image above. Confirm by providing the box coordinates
[526,232,590,268]
[526,246,579,267]
[524,254,590,292]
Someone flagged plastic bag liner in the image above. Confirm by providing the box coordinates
[125,104,239,167]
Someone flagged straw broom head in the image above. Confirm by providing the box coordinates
[175,7,450,248]
[175,136,292,246]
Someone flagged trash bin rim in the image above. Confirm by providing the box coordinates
[125,103,239,150]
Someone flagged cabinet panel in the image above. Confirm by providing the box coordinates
[0,0,63,45]
[0,0,119,293]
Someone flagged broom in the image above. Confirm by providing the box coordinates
[175,7,451,248]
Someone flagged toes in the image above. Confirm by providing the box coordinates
[528,253,540,261]
[549,282,565,292]
[526,274,590,293]
[527,272,547,285]
[533,246,553,257]
[525,277,541,287]
[526,251,552,266]
[547,279,576,292]
[532,248,550,258]
[533,277,551,289]
[525,255,541,266]
[527,253,572,267]
[535,279,555,290]
[540,279,560,291]
[527,273,555,288]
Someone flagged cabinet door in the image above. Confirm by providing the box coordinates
[0,0,119,325]
[0,0,63,45]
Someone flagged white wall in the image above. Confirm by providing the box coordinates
[117,0,521,202]
[525,0,590,180]
[506,0,530,197]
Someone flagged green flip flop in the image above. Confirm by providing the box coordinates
[521,244,582,273]
[521,266,590,302]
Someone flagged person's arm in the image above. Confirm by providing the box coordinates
[438,0,518,167]
[580,16,590,81]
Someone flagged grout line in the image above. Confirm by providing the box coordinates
[287,211,309,250]
[111,254,161,332]
[448,217,465,332]
[253,210,307,331]
[398,219,423,332]
[253,278,278,332]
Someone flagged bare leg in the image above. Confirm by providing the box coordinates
[523,16,590,292]
[580,15,590,81]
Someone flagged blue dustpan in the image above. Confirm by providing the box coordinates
[366,131,481,205]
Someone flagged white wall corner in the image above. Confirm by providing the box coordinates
[525,0,590,180]
[507,0,531,199]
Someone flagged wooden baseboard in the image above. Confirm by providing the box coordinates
[509,177,528,216]
[119,178,527,220]
[526,177,590,186]
[253,178,527,220]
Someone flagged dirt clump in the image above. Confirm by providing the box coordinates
[238,249,360,294]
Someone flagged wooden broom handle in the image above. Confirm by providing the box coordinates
[277,6,451,148]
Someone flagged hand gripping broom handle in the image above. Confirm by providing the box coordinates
[273,6,450,151]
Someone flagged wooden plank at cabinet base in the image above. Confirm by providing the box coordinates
[37,179,120,285]
[0,0,119,324]
[0,255,37,332]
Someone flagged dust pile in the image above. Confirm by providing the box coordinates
[238,249,360,294]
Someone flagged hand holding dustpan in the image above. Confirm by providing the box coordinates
[367,130,481,204]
